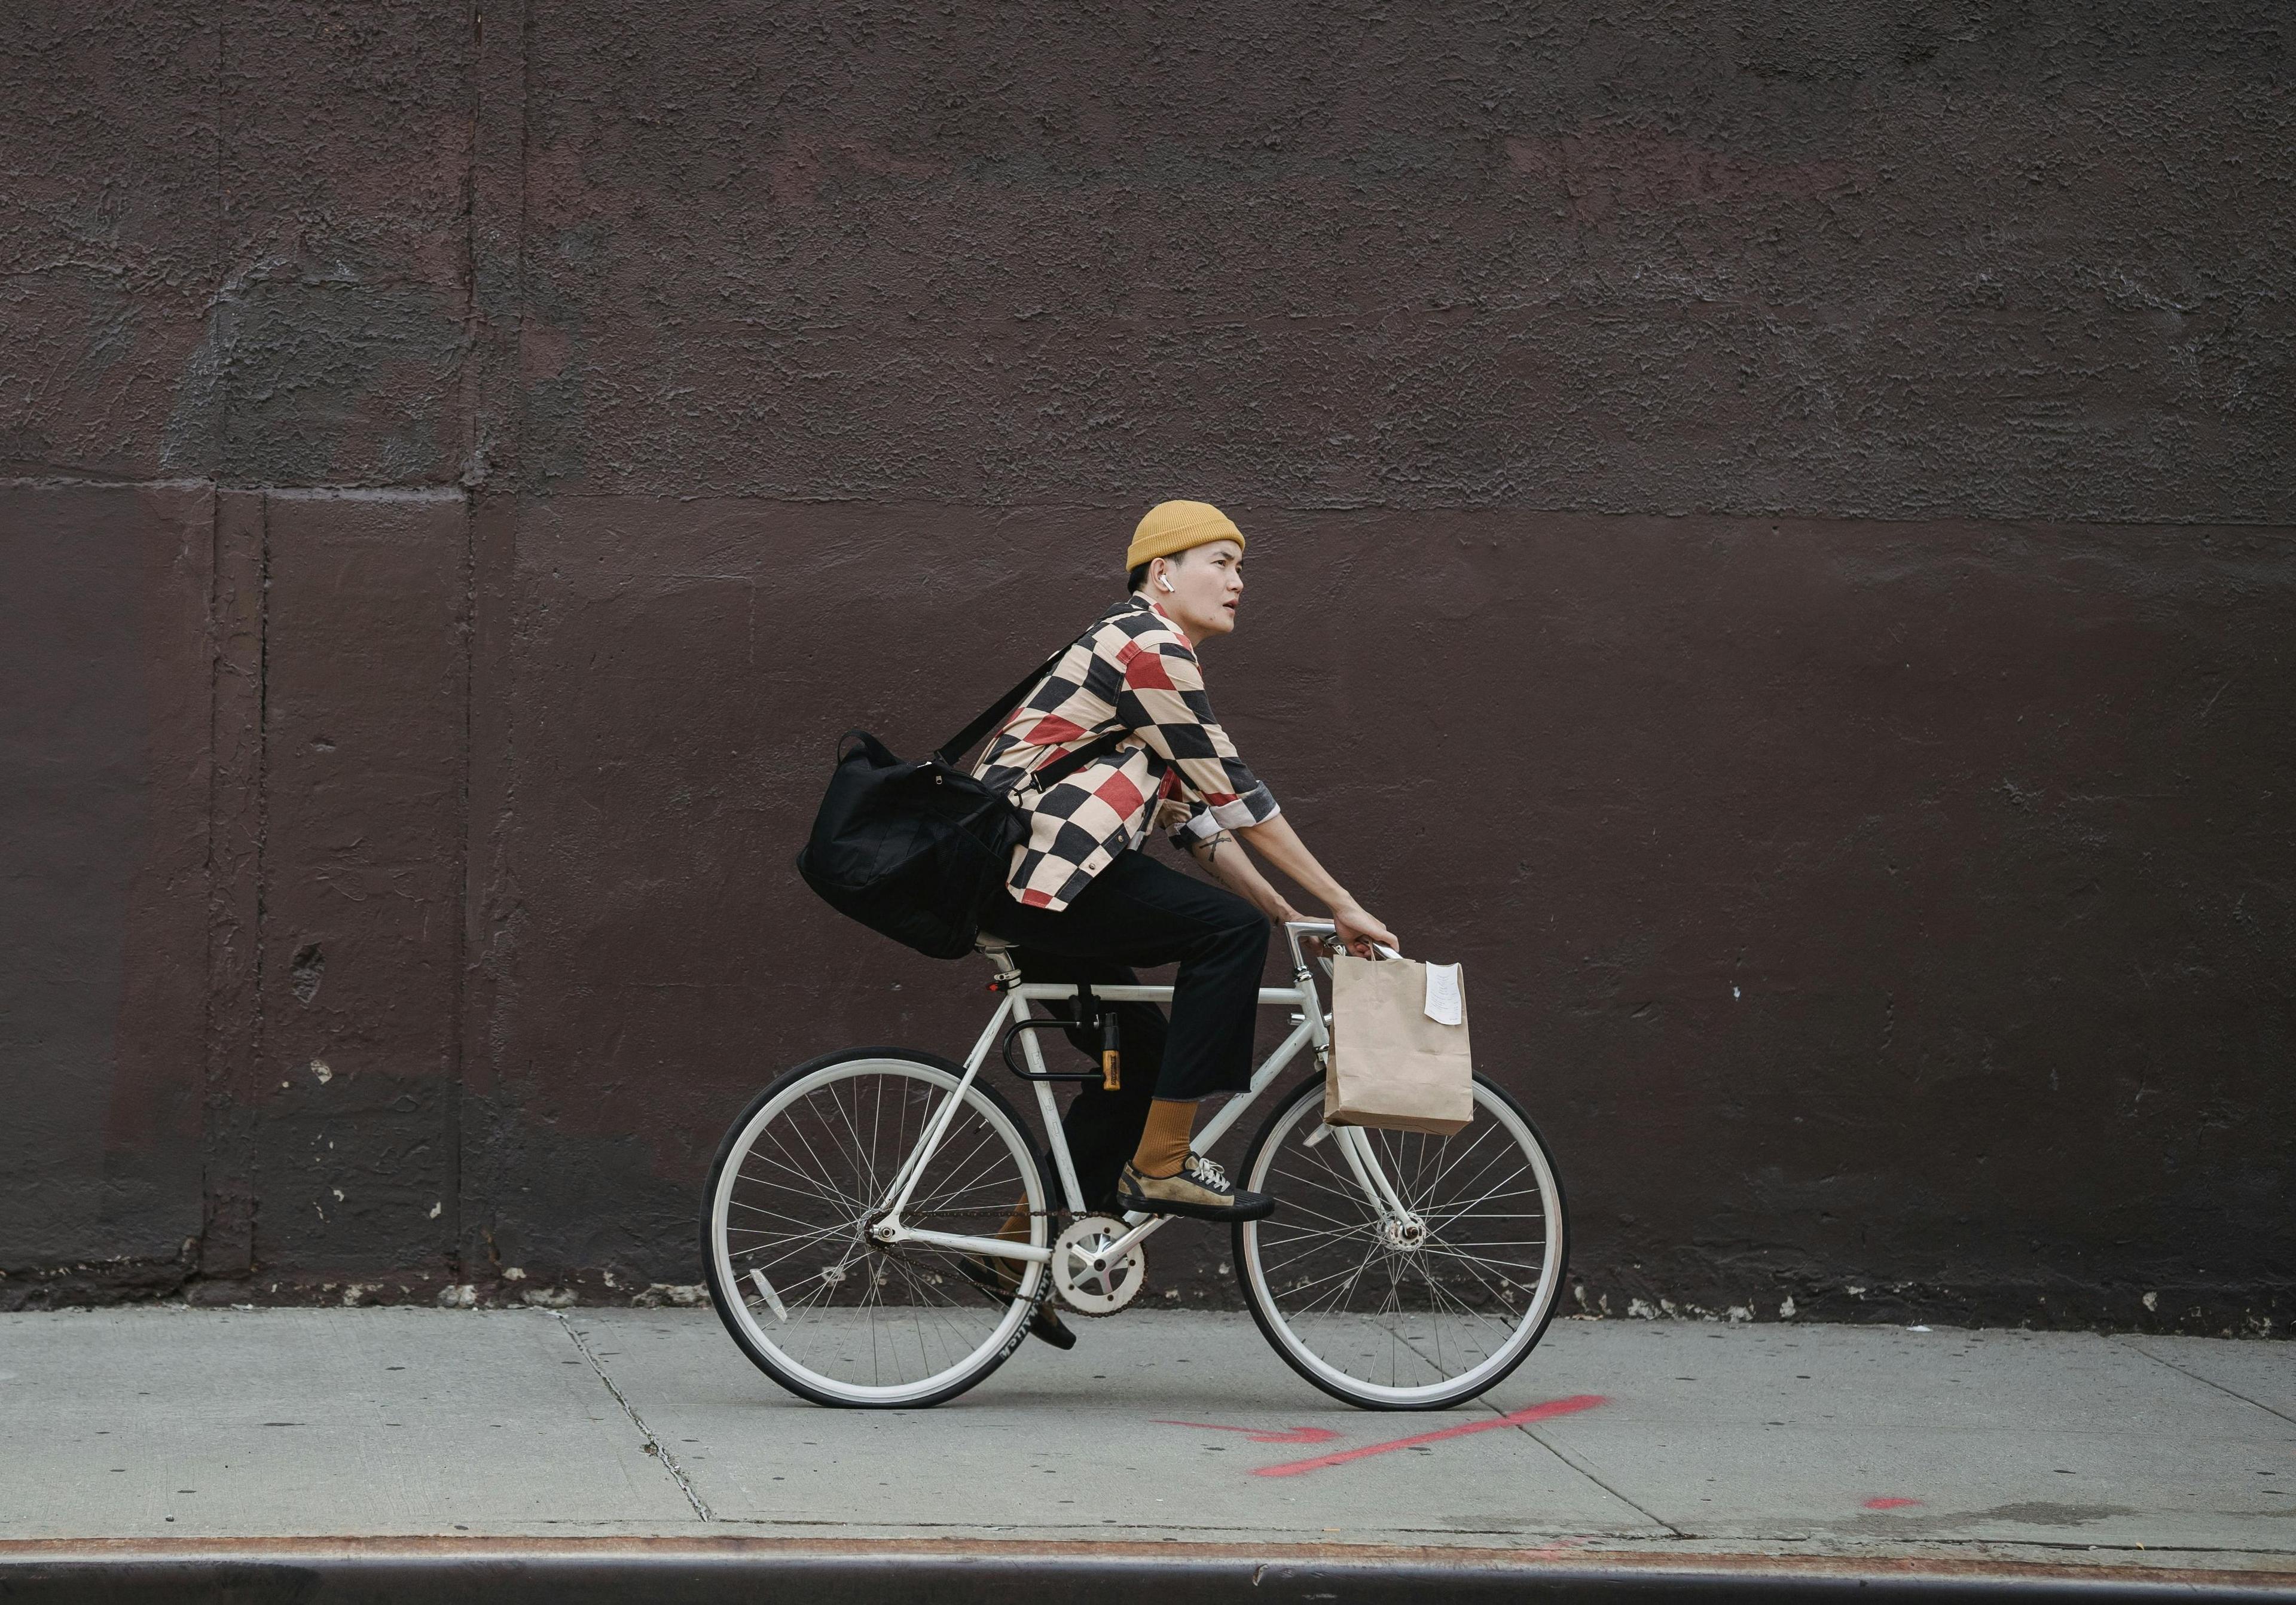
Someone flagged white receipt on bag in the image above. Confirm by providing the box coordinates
[1423,962,1464,1026]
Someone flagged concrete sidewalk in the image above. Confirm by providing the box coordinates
[0,1306,2289,1587]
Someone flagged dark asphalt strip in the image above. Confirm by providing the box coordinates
[0,1540,2289,1604]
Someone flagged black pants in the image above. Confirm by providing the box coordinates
[979,850,1270,1213]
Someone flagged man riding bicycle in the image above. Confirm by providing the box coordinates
[973,501,1399,1292]
[709,506,1560,1397]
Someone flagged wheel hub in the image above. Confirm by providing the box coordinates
[1380,1215,1430,1250]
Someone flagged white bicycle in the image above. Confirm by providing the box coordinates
[701,921,1568,1410]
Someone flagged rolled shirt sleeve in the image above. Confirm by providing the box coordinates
[1171,804,1225,845]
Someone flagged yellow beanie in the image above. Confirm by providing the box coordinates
[1127,500,1245,570]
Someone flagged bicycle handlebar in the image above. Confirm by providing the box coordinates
[1283,919,1407,974]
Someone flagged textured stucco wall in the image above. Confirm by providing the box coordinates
[2,1,2289,1330]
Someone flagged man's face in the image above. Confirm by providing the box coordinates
[1156,541,1245,640]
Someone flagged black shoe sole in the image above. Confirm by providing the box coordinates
[958,1253,1077,1348]
[1116,1187,1277,1223]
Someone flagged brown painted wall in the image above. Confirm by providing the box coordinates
[2,1,2289,1329]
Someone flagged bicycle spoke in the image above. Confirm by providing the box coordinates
[738,1139,867,1212]
[1407,1119,1501,1201]
[727,1196,857,1233]
[1260,1165,1385,1223]
[729,1218,853,1262]
[1405,1240,1552,1276]
[771,1112,871,1216]
[825,1079,884,1210]
[1289,1237,1390,1317]
[1253,1215,1386,1253]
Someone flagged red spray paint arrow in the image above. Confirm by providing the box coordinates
[1253,1393,1610,1478]
[1151,1420,1342,1445]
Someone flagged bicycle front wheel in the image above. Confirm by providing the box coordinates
[701,1048,1049,1408]
[1234,1072,1568,1409]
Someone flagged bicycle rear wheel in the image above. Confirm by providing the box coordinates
[1234,1071,1568,1409]
[701,1048,1049,1408]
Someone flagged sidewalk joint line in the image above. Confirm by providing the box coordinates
[2112,1335,2296,1428]
[1454,1381,1684,1538]
[552,1311,715,1521]
[1517,1424,1686,1537]
[1382,1330,1686,1538]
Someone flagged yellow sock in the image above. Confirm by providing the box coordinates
[1131,1099,1197,1179]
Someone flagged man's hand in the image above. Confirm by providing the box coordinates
[1332,903,1398,959]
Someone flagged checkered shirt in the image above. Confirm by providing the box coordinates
[972,594,1280,913]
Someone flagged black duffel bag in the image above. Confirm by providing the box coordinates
[795,645,1121,959]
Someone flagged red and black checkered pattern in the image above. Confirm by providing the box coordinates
[973,595,1279,913]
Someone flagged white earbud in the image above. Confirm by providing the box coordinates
[1158,575,1176,593]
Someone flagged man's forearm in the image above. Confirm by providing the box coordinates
[1187,829,1297,921]
[1235,814,1355,914]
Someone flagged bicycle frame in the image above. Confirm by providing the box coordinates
[866,920,1415,1267]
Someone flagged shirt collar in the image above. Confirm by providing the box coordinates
[1133,594,1193,649]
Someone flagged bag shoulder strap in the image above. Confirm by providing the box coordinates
[1030,728,1129,791]
[932,635,1079,768]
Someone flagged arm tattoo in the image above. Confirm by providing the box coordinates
[1205,831,1232,869]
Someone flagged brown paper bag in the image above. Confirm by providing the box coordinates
[1324,953,1474,1136]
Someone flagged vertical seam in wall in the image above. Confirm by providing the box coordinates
[197,487,225,1270]
[459,590,476,1226]
[213,14,230,470]
[457,0,481,483]
[444,0,485,1284]
[250,492,270,1271]
[514,0,534,475]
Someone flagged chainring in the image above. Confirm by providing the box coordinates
[1050,1213,1149,1317]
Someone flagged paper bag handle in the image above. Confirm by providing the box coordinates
[1308,931,1407,962]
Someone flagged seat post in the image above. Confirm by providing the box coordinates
[976,939,1023,992]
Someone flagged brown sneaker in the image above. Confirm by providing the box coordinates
[1117,1154,1275,1222]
